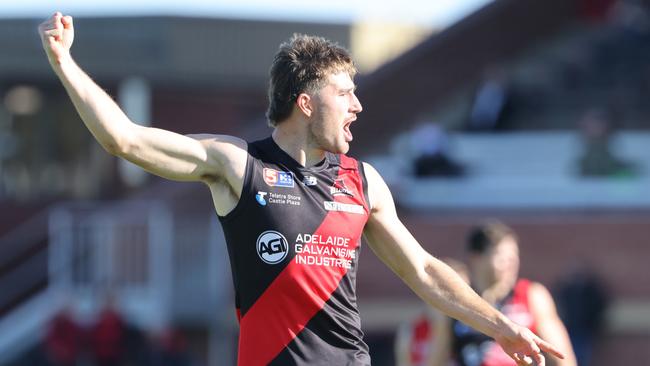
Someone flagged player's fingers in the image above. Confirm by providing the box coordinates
[41,26,60,35]
[533,352,545,366]
[50,12,63,29]
[38,13,63,44]
[513,353,529,366]
[52,12,62,26]
[38,18,56,32]
[42,28,62,40]
[62,15,73,29]
[47,36,60,49]
[536,336,564,359]
[53,13,64,36]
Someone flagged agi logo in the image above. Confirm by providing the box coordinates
[256,230,288,264]
[263,168,294,188]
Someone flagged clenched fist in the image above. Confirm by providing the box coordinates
[38,12,74,65]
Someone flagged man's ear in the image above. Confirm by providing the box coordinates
[296,93,313,118]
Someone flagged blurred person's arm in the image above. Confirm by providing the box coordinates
[529,283,578,366]
[38,13,246,210]
[362,162,564,366]
[428,312,452,366]
[394,322,412,366]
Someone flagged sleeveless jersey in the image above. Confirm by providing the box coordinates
[218,137,371,366]
[451,279,537,366]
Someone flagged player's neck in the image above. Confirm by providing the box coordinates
[272,128,326,168]
[475,278,514,304]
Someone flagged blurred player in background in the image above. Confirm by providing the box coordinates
[395,259,468,366]
[430,220,577,366]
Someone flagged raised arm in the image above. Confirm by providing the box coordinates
[361,162,563,366]
[37,13,246,189]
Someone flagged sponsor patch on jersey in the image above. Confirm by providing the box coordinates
[266,192,301,206]
[330,178,353,196]
[256,230,289,264]
[323,201,364,214]
[255,191,267,206]
[303,175,318,186]
[263,168,294,188]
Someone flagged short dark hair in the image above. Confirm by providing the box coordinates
[266,34,357,126]
[466,220,517,254]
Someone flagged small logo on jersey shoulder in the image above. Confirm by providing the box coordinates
[255,191,267,206]
[263,168,294,188]
[323,201,364,215]
[330,178,353,197]
[303,175,318,186]
[256,230,289,264]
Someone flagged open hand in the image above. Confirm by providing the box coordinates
[496,324,564,366]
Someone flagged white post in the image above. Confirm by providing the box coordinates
[47,206,74,292]
[148,202,174,328]
[207,218,236,366]
[117,77,151,188]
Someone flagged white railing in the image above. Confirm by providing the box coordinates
[0,200,175,364]
[47,201,174,327]
[0,199,236,365]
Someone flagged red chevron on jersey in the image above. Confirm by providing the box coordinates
[237,154,368,365]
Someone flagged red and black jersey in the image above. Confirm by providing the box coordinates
[451,279,537,366]
[218,137,371,366]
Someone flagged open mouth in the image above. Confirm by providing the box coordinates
[343,124,353,142]
[343,117,356,142]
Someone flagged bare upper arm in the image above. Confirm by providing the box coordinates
[529,282,560,322]
[118,127,247,187]
[362,161,392,217]
[192,134,249,216]
[429,312,453,366]
[117,128,248,216]
[361,162,429,280]
[528,282,577,366]
[185,134,248,187]
[361,163,502,341]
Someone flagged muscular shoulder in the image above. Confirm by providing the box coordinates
[361,162,384,212]
[527,282,553,302]
[186,134,247,154]
[527,281,560,318]
[186,134,248,215]
[186,134,248,182]
[361,162,399,219]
